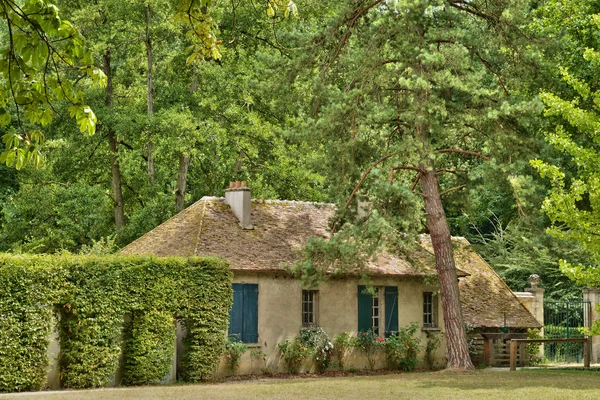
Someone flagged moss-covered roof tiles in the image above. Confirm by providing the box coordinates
[122,196,541,329]
[420,236,542,329]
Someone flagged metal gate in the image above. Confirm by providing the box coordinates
[543,301,591,363]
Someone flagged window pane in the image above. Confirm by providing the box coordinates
[302,290,317,327]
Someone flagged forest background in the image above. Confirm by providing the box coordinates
[2,0,600,307]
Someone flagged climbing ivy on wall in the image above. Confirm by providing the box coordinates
[0,254,232,392]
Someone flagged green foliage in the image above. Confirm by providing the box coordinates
[249,348,267,373]
[333,332,353,370]
[529,3,600,288]
[526,328,543,366]
[424,331,441,370]
[277,337,311,374]
[224,336,248,375]
[291,211,396,287]
[384,323,422,372]
[353,330,384,371]
[122,310,176,386]
[471,217,588,302]
[0,256,63,392]
[1,183,113,254]
[0,0,105,169]
[0,254,232,392]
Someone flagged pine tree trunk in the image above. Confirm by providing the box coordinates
[145,5,155,184]
[104,48,125,231]
[175,153,190,212]
[420,165,473,370]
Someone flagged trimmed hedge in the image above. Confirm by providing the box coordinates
[0,254,232,392]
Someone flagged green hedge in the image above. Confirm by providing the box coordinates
[0,254,232,392]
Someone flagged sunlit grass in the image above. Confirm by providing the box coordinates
[4,369,600,400]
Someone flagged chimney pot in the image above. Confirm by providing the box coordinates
[229,181,235,189]
[241,181,247,188]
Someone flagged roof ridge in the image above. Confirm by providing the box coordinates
[194,200,209,256]
[253,199,335,207]
[199,196,334,208]
[120,198,207,253]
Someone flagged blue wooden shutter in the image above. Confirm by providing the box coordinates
[242,284,259,343]
[385,286,399,337]
[228,283,244,339]
[358,285,372,333]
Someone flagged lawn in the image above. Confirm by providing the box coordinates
[3,369,600,400]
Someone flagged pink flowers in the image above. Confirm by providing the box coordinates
[377,337,383,342]
[226,354,232,359]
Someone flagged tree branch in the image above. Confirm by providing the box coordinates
[473,51,509,96]
[436,168,468,175]
[440,184,466,196]
[436,148,490,161]
[344,152,396,209]
[323,0,383,75]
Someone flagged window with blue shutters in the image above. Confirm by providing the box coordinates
[384,286,398,337]
[228,283,258,343]
[358,285,399,337]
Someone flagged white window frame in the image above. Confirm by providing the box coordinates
[423,292,437,328]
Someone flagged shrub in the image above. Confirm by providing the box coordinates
[0,256,63,392]
[225,336,248,375]
[250,349,267,373]
[424,331,441,369]
[384,323,422,372]
[0,254,232,392]
[353,330,384,370]
[333,332,353,370]
[526,328,543,366]
[122,310,176,386]
[278,338,312,373]
[300,326,334,372]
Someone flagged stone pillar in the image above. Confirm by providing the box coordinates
[525,274,544,328]
[515,274,544,360]
[582,287,600,363]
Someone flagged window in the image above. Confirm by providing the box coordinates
[423,292,438,328]
[358,285,398,337]
[371,292,380,335]
[302,290,318,327]
[228,283,258,343]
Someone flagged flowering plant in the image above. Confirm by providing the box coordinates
[314,340,334,372]
[353,330,384,370]
[300,326,334,372]
[225,336,248,375]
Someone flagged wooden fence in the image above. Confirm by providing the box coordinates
[509,338,591,371]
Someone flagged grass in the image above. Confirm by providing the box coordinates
[3,369,600,400]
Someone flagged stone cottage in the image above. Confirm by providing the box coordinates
[121,183,541,373]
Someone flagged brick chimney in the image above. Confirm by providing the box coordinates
[225,181,253,229]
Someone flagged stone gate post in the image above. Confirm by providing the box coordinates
[582,288,600,363]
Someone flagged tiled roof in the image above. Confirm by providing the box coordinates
[420,236,542,329]
[122,197,432,275]
[122,196,540,329]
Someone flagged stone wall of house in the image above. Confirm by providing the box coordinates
[218,273,447,376]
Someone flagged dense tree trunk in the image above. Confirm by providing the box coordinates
[145,5,155,184]
[420,165,474,370]
[104,48,125,230]
[175,153,190,212]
